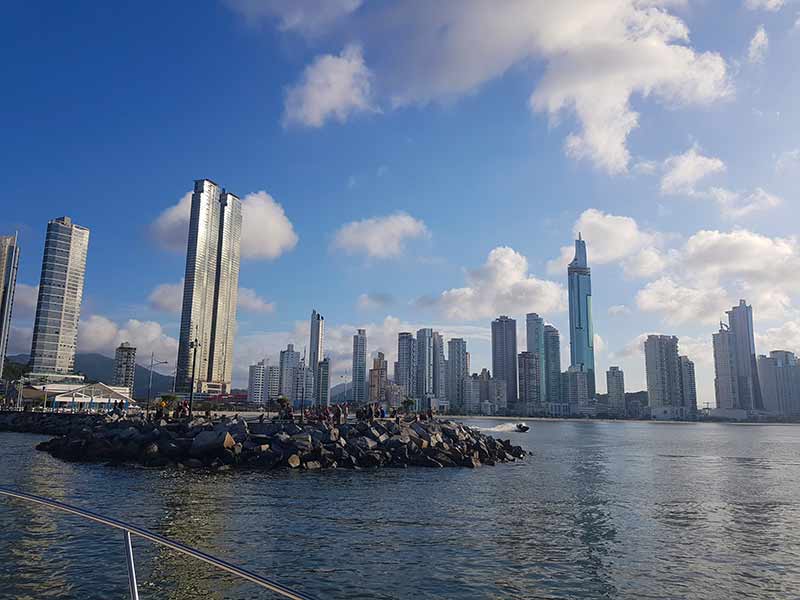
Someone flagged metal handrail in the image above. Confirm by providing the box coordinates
[0,487,315,600]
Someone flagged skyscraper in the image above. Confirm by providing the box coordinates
[0,234,20,380]
[757,351,800,416]
[266,364,281,403]
[247,358,267,404]
[317,357,331,407]
[568,234,595,397]
[352,329,367,405]
[491,316,518,405]
[644,335,684,419]
[369,352,388,404]
[606,366,625,415]
[30,216,90,377]
[279,344,301,398]
[416,328,434,401]
[543,325,561,405]
[713,300,763,412]
[432,331,447,403]
[526,313,546,407]
[113,342,137,397]
[176,179,242,394]
[678,355,697,415]
[397,332,417,398]
[518,351,540,414]
[309,310,324,402]
[446,338,468,412]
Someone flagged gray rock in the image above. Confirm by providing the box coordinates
[189,431,235,458]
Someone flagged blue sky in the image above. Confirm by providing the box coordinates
[3,1,800,402]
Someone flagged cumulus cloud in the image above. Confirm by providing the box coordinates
[357,292,394,310]
[745,0,784,11]
[748,25,769,63]
[757,321,800,355]
[238,287,275,313]
[230,1,731,174]
[776,149,799,173]
[148,280,183,313]
[151,190,298,260]
[547,209,664,277]
[284,45,376,127]
[636,277,731,325]
[708,187,782,219]
[608,304,632,317]
[430,246,566,321]
[78,315,179,366]
[660,145,726,195]
[332,212,429,259]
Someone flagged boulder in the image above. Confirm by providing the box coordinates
[189,431,235,458]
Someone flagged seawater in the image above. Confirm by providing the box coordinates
[2,419,800,599]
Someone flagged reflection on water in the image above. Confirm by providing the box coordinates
[2,421,800,599]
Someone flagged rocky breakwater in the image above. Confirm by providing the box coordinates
[1,411,528,471]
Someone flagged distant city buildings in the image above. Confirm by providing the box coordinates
[175,179,242,395]
[247,358,268,405]
[279,344,301,399]
[525,313,545,407]
[432,331,447,407]
[0,233,19,380]
[567,234,595,398]
[30,216,90,379]
[318,357,331,407]
[491,315,518,406]
[606,366,625,416]
[352,329,367,405]
[713,300,763,416]
[416,328,434,403]
[446,338,468,413]
[644,335,696,420]
[561,365,590,412]
[396,332,417,399]
[679,355,697,415]
[369,352,388,405]
[517,351,540,415]
[757,351,800,417]
[113,342,137,397]
[543,325,562,407]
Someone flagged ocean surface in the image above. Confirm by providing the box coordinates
[2,419,800,599]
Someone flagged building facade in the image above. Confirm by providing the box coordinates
[175,179,242,394]
[561,365,590,410]
[0,234,20,380]
[352,329,367,405]
[446,338,468,413]
[317,357,331,407]
[396,332,417,399]
[644,335,687,419]
[526,313,546,409]
[113,342,137,397]
[567,235,595,398]
[279,344,301,398]
[518,351,540,415]
[432,331,447,403]
[757,351,800,416]
[543,325,561,406]
[30,217,90,377]
[369,352,388,405]
[309,310,324,403]
[416,328,434,401]
[678,356,697,416]
[606,366,625,415]
[247,359,267,404]
[713,300,763,414]
[491,316,518,405]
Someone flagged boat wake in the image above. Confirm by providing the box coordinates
[478,423,520,433]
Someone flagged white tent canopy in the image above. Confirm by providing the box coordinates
[53,382,137,409]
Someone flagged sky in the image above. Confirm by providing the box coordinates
[2,0,800,403]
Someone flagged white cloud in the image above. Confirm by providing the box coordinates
[636,277,731,325]
[660,145,726,195]
[748,25,769,64]
[357,292,393,310]
[284,44,376,127]
[623,247,668,278]
[6,325,32,356]
[148,280,183,313]
[708,187,782,219]
[776,149,799,173]
[10,283,38,318]
[232,1,730,174]
[239,191,299,259]
[547,209,661,274]
[432,246,566,321]
[757,321,800,356]
[745,0,785,11]
[332,212,429,259]
[608,304,632,317]
[225,0,362,35]
[151,190,298,260]
[78,315,179,366]
[238,288,275,313]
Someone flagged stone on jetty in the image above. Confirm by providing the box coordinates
[0,411,528,472]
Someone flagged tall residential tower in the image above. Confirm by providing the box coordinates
[175,179,242,394]
[568,235,595,397]
[0,234,20,380]
[491,316,518,406]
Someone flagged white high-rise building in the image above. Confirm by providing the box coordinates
[279,344,301,398]
[757,351,800,417]
[0,234,20,380]
[518,351,540,415]
[397,332,417,398]
[678,356,697,415]
[352,329,367,405]
[463,374,481,414]
[114,342,137,398]
[309,310,324,403]
[176,179,242,394]
[248,359,268,404]
[30,217,90,377]
[713,300,763,414]
[606,366,625,416]
[432,331,447,403]
[645,335,689,419]
[446,338,468,412]
[266,364,281,402]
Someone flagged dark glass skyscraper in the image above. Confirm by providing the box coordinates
[491,315,518,405]
[568,234,595,397]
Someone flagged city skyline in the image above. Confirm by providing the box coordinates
[3,2,800,407]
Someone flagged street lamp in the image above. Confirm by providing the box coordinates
[146,352,169,416]
[188,338,200,417]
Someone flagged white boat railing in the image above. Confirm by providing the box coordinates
[0,487,315,600]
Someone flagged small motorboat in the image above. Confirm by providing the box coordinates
[515,423,530,433]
